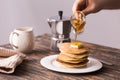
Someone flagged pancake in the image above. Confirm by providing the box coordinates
[59,43,88,54]
[56,42,89,68]
[57,53,88,63]
[61,52,89,59]
[57,57,88,64]
[56,58,88,68]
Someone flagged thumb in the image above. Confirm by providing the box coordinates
[82,7,92,15]
[82,0,94,15]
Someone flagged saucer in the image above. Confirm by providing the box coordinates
[40,55,103,73]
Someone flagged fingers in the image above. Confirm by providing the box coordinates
[82,7,92,15]
[72,0,86,13]
[72,1,78,13]
[72,0,93,15]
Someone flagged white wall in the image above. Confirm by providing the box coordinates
[80,10,120,49]
[0,0,120,49]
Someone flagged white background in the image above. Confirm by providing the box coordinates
[0,0,120,49]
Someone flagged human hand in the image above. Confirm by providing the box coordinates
[72,0,105,15]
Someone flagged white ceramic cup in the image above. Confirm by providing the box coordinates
[9,27,34,53]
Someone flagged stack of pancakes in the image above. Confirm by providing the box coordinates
[56,42,89,68]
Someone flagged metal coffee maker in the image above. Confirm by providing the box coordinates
[47,11,71,52]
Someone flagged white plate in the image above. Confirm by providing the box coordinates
[40,55,103,73]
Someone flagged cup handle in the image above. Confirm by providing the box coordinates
[9,32,19,49]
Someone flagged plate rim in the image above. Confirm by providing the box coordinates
[40,54,103,73]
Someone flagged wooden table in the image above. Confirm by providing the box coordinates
[0,34,120,80]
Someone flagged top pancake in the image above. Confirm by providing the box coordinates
[59,43,88,54]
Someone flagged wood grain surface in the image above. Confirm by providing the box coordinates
[0,34,120,80]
